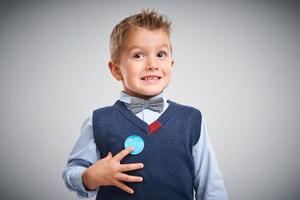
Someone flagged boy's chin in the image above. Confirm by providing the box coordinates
[133,91,164,99]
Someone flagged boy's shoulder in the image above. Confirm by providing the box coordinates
[93,103,118,114]
[168,100,202,117]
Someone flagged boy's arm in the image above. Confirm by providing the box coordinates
[62,114,144,197]
[62,116,99,198]
[193,119,228,200]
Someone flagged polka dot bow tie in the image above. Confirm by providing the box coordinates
[128,97,164,114]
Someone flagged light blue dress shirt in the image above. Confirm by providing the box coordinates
[62,92,228,200]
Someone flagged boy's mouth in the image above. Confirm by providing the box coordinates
[141,76,161,81]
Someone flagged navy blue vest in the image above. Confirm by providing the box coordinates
[93,100,202,200]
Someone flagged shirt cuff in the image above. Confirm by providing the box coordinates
[70,166,98,198]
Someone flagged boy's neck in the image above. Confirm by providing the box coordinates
[122,91,164,100]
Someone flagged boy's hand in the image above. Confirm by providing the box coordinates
[82,147,144,194]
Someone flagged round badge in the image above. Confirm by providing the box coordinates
[124,135,144,155]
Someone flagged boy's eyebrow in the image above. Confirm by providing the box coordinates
[127,44,170,52]
[158,44,170,50]
[127,45,143,52]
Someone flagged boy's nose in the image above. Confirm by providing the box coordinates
[146,65,159,70]
[146,57,159,70]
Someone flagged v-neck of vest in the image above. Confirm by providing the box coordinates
[113,100,177,135]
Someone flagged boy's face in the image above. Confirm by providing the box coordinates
[109,28,174,99]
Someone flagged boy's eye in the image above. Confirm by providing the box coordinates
[157,51,167,59]
[133,52,144,59]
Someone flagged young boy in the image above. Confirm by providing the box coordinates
[62,9,228,200]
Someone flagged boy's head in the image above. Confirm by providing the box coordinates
[108,9,175,99]
[109,9,172,64]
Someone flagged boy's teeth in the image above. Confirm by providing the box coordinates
[143,76,159,80]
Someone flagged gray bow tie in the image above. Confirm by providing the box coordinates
[127,97,164,114]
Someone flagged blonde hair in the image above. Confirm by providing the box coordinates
[109,9,172,63]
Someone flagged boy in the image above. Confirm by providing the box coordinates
[63,9,228,200]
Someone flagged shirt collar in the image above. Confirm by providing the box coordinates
[119,91,168,105]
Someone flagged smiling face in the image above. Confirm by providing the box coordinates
[109,28,174,99]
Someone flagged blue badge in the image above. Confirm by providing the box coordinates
[124,135,144,155]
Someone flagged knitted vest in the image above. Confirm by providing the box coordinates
[93,100,202,200]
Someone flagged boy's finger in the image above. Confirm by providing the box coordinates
[117,173,143,183]
[113,180,134,194]
[119,163,144,172]
[113,147,135,161]
[105,152,112,159]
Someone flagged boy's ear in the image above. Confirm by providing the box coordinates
[171,59,175,67]
[108,61,123,81]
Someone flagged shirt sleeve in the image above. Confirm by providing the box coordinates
[193,118,228,200]
[62,114,100,199]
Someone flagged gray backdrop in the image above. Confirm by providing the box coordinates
[0,0,299,199]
